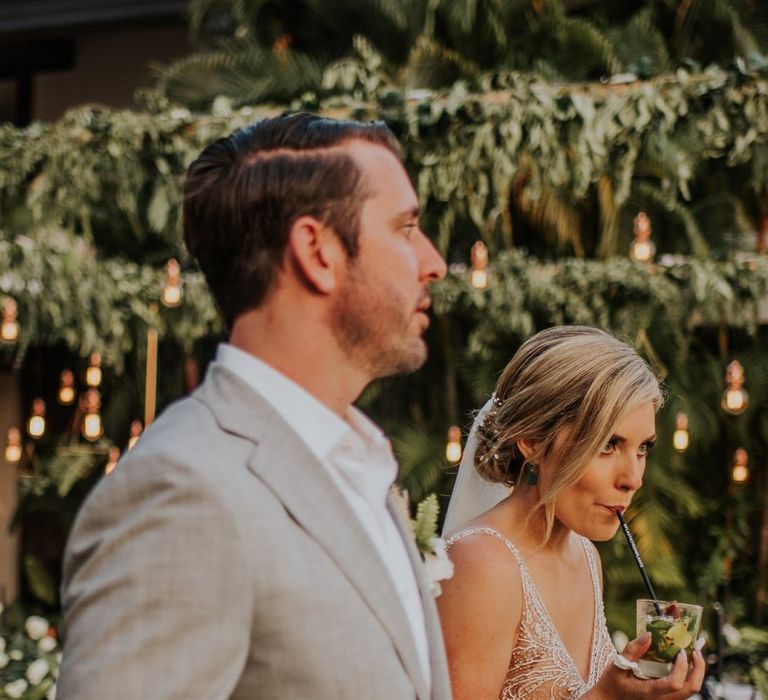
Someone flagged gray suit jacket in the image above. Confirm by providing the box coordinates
[58,363,452,699]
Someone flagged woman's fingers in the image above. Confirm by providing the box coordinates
[621,632,652,661]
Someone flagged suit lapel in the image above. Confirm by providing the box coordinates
[195,364,430,698]
[387,490,451,700]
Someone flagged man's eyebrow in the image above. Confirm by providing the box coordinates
[391,206,420,224]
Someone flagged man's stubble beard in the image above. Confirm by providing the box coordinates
[330,263,428,381]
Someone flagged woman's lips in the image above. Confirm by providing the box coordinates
[601,505,626,515]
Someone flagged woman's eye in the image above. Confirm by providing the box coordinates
[638,442,654,456]
[600,440,616,454]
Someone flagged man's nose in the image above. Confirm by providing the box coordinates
[417,230,447,283]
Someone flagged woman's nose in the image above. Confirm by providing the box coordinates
[617,454,644,492]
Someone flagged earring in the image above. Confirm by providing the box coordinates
[523,461,539,486]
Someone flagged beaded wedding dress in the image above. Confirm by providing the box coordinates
[442,398,615,699]
[446,527,615,699]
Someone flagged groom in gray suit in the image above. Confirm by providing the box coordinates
[58,113,451,699]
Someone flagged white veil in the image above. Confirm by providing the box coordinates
[441,397,511,536]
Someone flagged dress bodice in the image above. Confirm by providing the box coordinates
[446,527,616,700]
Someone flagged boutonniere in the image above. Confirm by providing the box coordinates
[410,493,454,597]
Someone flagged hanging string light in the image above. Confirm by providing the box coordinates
[27,399,46,439]
[732,447,749,484]
[4,428,21,463]
[673,413,689,452]
[161,258,183,308]
[127,420,143,450]
[81,389,103,441]
[470,241,489,289]
[58,369,76,405]
[104,446,120,475]
[721,360,749,415]
[629,211,656,263]
[86,353,102,388]
[1,297,19,344]
[446,425,462,463]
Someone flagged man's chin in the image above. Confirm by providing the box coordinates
[372,340,428,378]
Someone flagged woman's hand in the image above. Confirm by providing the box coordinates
[585,633,705,700]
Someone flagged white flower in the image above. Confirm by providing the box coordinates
[611,630,629,653]
[722,623,742,647]
[10,650,22,660]
[47,683,57,699]
[26,657,50,685]
[4,679,28,698]
[25,615,50,640]
[0,652,8,668]
[423,537,454,597]
[38,636,57,653]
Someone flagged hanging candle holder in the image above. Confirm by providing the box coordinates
[81,389,104,441]
[446,425,462,463]
[162,258,183,308]
[4,428,22,463]
[58,369,76,405]
[127,420,143,450]
[27,399,46,439]
[86,353,102,388]
[470,241,489,289]
[629,212,656,263]
[1,297,19,344]
[673,413,689,452]
[721,360,749,415]
[732,447,749,484]
[105,446,120,475]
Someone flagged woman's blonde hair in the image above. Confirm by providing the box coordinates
[474,325,663,543]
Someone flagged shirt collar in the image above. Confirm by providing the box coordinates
[215,343,390,463]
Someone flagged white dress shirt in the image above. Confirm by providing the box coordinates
[215,344,431,690]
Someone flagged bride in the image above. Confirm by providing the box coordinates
[438,326,704,699]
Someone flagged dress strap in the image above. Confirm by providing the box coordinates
[578,536,603,595]
[446,527,527,568]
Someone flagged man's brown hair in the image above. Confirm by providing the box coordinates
[183,112,401,329]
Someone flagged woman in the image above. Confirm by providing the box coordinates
[438,326,704,699]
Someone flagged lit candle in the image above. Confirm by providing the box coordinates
[470,241,489,289]
[58,369,76,405]
[4,428,21,463]
[162,259,183,307]
[86,353,102,388]
[81,389,103,441]
[672,413,689,452]
[446,425,462,463]
[1,297,19,343]
[27,399,46,439]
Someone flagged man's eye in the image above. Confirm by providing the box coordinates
[401,223,417,238]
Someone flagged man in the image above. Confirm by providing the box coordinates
[58,113,450,699]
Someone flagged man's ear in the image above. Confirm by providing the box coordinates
[286,215,346,294]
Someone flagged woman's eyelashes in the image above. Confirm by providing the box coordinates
[600,437,656,456]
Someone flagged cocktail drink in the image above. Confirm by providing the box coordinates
[635,599,703,678]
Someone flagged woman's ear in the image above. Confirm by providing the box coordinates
[516,438,540,464]
[286,216,346,294]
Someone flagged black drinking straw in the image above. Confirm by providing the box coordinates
[616,510,662,615]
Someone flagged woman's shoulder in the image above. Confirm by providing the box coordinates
[443,524,525,594]
[437,522,525,683]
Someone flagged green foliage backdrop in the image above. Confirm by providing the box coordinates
[4,0,768,656]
